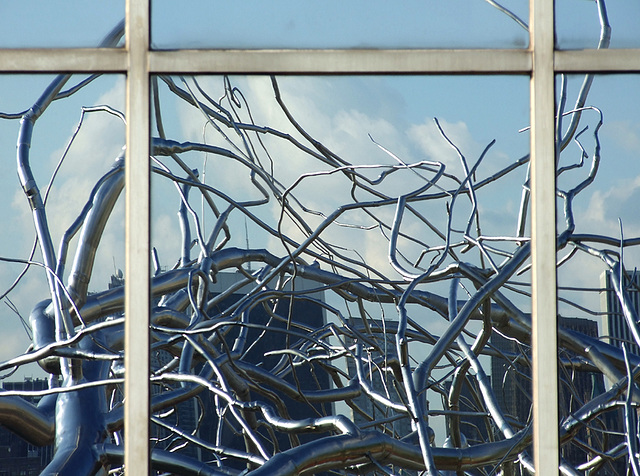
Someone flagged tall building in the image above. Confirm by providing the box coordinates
[102,270,331,466]
[193,272,331,468]
[600,270,640,356]
[490,331,532,432]
[599,270,638,473]
[149,349,201,459]
[346,318,412,440]
[345,318,416,476]
[556,318,605,471]
[491,317,624,473]
[442,377,491,446]
[0,377,54,476]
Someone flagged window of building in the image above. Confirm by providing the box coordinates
[0,1,638,474]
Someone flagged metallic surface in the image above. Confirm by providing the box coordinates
[530,0,559,473]
[125,0,151,474]
[0,1,637,474]
[2,48,640,74]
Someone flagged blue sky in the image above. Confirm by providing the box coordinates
[151,0,529,49]
[1,1,636,50]
[0,74,125,375]
[557,0,640,48]
[0,2,124,48]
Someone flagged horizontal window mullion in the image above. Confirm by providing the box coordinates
[0,48,127,73]
[148,48,532,74]
[555,48,640,73]
[3,48,640,75]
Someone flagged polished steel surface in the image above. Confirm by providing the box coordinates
[0,1,637,474]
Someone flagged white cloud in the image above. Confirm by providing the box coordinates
[604,120,640,153]
[579,175,640,237]
[559,173,640,321]
[43,82,126,288]
[0,77,126,376]
[164,76,529,287]
[152,212,182,268]
[407,118,481,179]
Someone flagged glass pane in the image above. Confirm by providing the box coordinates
[0,2,125,48]
[556,0,640,49]
[0,74,125,471]
[149,74,531,474]
[151,0,529,49]
[555,74,640,472]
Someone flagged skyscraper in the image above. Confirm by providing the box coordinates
[346,318,413,440]
[0,377,55,475]
[491,317,622,472]
[600,270,640,356]
[194,272,331,468]
[598,270,637,473]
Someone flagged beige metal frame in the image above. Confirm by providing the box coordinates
[124,2,151,472]
[1,0,639,473]
[530,1,558,473]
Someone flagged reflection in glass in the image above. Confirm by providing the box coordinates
[151,0,529,49]
[148,74,532,474]
[0,73,125,472]
[555,74,640,473]
[0,2,125,48]
[556,0,640,49]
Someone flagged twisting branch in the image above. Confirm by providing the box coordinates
[0,3,638,474]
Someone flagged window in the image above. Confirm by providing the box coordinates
[1,1,639,474]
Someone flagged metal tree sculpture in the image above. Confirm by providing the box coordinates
[1,3,638,475]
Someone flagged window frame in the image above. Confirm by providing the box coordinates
[1,1,639,473]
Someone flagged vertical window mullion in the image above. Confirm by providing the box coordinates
[125,0,151,473]
[530,0,559,472]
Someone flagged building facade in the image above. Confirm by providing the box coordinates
[491,317,624,473]
[600,270,640,356]
[0,378,54,476]
[173,272,330,468]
